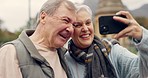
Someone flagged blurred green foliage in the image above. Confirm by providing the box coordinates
[0,29,21,46]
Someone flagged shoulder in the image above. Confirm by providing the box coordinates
[64,51,71,60]
[0,44,17,61]
[64,51,76,64]
[0,44,16,52]
[0,44,22,78]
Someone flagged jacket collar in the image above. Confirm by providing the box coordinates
[18,29,67,63]
[18,29,47,64]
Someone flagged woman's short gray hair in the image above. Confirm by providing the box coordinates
[75,4,92,18]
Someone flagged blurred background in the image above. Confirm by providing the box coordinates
[0,0,148,53]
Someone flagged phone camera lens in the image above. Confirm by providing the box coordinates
[101,25,109,32]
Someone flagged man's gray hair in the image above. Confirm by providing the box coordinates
[35,0,76,28]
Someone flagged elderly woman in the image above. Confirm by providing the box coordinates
[65,4,148,78]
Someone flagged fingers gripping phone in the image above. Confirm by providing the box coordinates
[99,15,128,35]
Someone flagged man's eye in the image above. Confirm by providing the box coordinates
[62,19,69,24]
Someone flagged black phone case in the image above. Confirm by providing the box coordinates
[99,15,127,35]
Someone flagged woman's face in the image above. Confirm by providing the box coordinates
[72,10,94,49]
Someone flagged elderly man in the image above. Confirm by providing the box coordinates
[0,0,76,78]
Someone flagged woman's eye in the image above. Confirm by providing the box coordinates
[73,22,82,28]
[86,22,91,25]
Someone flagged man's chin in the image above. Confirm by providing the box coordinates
[56,42,65,48]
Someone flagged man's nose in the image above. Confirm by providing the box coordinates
[66,24,74,33]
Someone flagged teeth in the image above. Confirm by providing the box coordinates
[81,34,89,38]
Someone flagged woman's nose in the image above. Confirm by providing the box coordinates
[82,25,88,31]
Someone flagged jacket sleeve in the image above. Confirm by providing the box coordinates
[109,44,139,78]
[109,27,148,78]
[0,44,22,78]
[135,27,148,78]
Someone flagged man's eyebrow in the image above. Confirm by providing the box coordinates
[63,16,73,21]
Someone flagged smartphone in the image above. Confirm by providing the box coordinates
[99,15,128,35]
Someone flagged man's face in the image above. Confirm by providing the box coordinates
[72,10,94,49]
[42,4,76,48]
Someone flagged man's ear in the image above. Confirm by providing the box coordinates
[40,11,47,20]
[39,11,47,24]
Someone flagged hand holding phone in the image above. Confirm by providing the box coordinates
[99,15,128,35]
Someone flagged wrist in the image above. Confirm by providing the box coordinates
[133,38,141,43]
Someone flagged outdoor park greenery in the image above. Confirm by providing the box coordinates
[0,29,20,45]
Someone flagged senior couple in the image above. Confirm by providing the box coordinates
[0,0,148,78]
